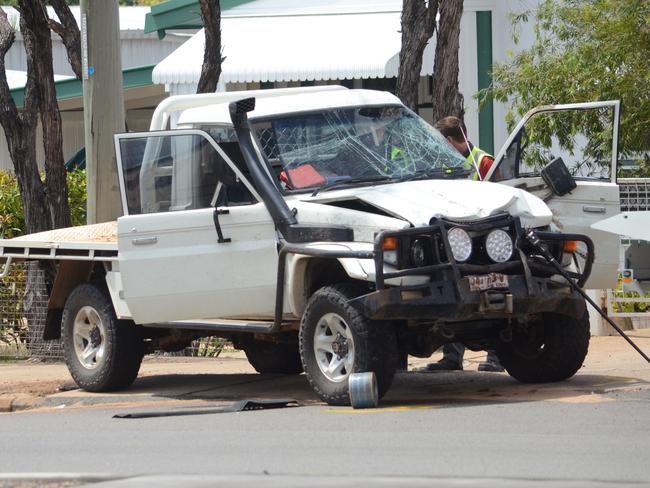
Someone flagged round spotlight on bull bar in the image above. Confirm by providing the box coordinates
[447,227,472,262]
[485,229,514,263]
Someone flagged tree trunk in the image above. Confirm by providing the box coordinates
[0,8,50,235]
[396,0,439,111]
[431,0,464,123]
[19,0,72,229]
[197,0,223,94]
[48,0,82,80]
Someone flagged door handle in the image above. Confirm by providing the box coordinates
[132,236,158,246]
[582,205,606,214]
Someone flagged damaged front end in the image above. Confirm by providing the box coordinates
[350,214,593,323]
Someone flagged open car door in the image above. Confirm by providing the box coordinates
[486,101,621,289]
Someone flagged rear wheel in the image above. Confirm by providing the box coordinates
[497,310,590,383]
[62,283,144,392]
[243,338,303,374]
[299,284,398,406]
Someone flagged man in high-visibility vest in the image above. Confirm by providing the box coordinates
[371,124,413,174]
[434,116,495,180]
[420,116,504,373]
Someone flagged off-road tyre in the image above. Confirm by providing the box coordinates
[299,284,398,406]
[62,283,144,392]
[497,310,590,383]
[244,338,303,374]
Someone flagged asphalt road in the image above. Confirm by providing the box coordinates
[1,368,649,487]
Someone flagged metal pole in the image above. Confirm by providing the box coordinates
[80,0,125,224]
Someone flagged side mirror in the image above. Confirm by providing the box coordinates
[540,157,576,196]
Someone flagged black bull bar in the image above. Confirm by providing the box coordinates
[274,216,594,326]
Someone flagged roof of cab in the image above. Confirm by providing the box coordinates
[176,88,403,127]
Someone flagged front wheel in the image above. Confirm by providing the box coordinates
[299,284,398,406]
[62,283,144,392]
[497,310,590,383]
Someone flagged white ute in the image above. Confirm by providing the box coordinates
[0,87,621,405]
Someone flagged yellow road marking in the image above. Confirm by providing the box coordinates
[325,405,436,413]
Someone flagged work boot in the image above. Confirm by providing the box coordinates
[417,357,463,372]
[478,350,504,372]
[477,360,504,372]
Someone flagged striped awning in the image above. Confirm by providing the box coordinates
[152,11,435,86]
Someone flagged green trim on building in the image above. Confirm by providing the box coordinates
[476,11,494,155]
[144,0,257,39]
[9,64,155,109]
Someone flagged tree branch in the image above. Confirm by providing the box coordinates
[396,0,439,110]
[46,0,81,79]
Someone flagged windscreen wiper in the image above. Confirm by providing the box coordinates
[311,175,395,196]
[400,166,472,181]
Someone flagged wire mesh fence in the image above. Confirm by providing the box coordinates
[0,262,230,360]
[0,262,60,360]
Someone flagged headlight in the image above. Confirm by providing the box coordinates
[383,250,398,266]
[409,238,429,267]
[447,227,472,262]
[485,229,513,263]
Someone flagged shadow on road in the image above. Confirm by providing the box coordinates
[111,370,648,410]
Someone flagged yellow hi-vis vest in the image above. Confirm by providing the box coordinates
[383,145,413,172]
[465,146,492,180]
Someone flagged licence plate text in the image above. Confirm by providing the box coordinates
[468,273,509,292]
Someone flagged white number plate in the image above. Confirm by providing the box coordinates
[468,273,509,292]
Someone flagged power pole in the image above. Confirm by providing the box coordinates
[80,0,125,224]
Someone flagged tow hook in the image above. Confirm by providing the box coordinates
[480,292,514,313]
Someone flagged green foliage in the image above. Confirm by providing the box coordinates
[0,169,87,238]
[0,171,24,239]
[612,291,650,314]
[481,0,650,175]
[190,336,226,358]
[65,168,87,227]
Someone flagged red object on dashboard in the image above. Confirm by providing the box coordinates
[279,164,326,189]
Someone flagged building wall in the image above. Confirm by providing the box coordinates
[5,31,188,77]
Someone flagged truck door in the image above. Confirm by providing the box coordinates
[486,101,621,289]
[114,129,278,324]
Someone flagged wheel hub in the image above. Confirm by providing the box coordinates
[89,326,102,348]
[331,333,349,359]
[72,305,107,370]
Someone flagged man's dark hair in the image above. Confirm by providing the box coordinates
[434,116,467,143]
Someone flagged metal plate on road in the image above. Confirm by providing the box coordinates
[468,273,509,292]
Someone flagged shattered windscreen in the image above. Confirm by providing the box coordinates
[252,105,468,191]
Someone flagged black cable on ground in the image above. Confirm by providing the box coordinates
[113,399,300,419]
[524,229,650,364]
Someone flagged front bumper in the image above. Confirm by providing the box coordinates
[351,274,587,321]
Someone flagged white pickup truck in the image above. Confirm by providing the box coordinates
[0,87,621,405]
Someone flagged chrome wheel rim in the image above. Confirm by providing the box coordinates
[72,306,107,370]
[313,312,355,383]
